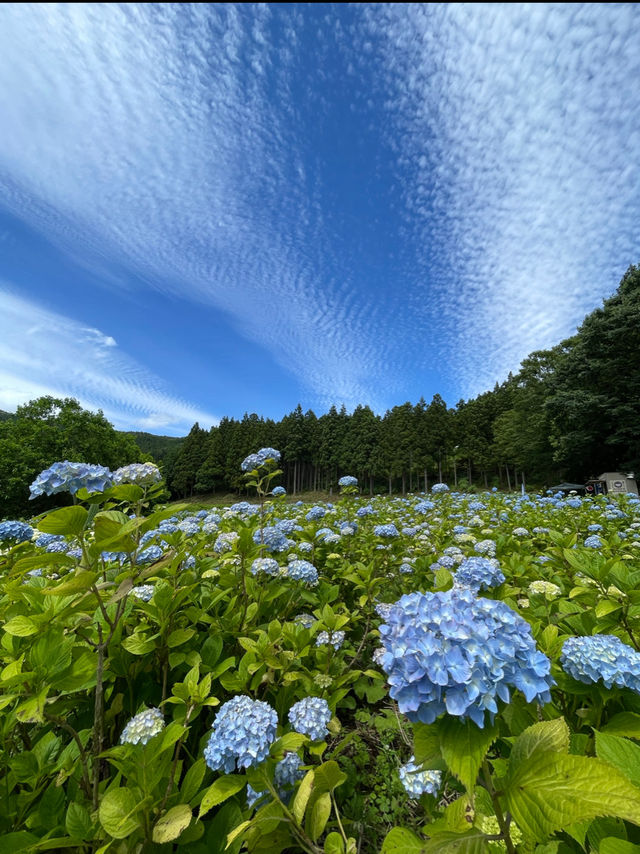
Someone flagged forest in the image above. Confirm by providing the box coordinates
[1,263,639,516]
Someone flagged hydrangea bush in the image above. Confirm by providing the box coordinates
[3,456,640,852]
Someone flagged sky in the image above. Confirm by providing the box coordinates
[0,4,639,436]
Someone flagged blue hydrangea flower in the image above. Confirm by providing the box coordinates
[316,630,345,650]
[435,555,456,569]
[0,520,33,543]
[66,547,83,559]
[561,635,640,692]
[204,696,278,773]
[379,588,553,727]
[415,500,435,513]
[102,550,128,563]
[512,527,529,537]
[294,613,316,629]
[356,504,375,518]
[454,557,505,592]
[399,757,442,798]
[474,539,497,557]
[276,519,299,535]
[374,524,400,538]
[46,540,68,553]
[254,526,289,553]
[112,462,162,486]
[375,602,394,620]
[137,545,163,564]
[29,461,113,498]
[431,483,450,494]
[182,555,196,569]
[214,532,239,554]
[286,560,318,585]
[131,584,155,602]
[35,533,63,548]
[306,506,327,521]
[272,486,287,496]
[251,557,281,577]
[588,524,603,532]
[158,521,179,534]
[288,697,331,741]
[246,752,304,810]
[338,476,358,488]
[584,535,603,549]
[177,519,200,535]
[241,447,281,471]
[120,708,164,745]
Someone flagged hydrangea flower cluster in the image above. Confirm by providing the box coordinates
[431,483,450,494]
[584,535,603,549]
[316,630,345,650]
[112,462,162,486]
[398,757,442,798]
[561,635,640,692]
[474,539,497,557]
[120,708,164,745]
[374,523,399,538]
[306,505,327,521]
[251,557,281,577]
[29,461,113,498]
[214,532,239,554]
[34,533,63,548]
[294,613,316,629]
[528,580,561,597]
[204,696,278,773]
[241,447,281,471]
[288,697,331,740]
[272,486,287,496]
[379,587,553,727]
[454,557,505,592]
[0,520,34,543]
[338,475,358,487]
[131,585,155,602]
[137,545,163,564]
[246,752,305,809]
[512,527,529,537]
[286,560,318,585]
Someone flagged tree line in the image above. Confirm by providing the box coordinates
[167,265,640,498]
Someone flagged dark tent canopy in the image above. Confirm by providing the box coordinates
[547,482,587,493]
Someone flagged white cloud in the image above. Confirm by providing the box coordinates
[0,288,219,434]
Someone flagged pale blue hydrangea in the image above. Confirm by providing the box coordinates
[288,697,331,741]
[372,647,386,666]
[177,519,200,535]
[316,630,345,650]
[297,542,313,553]
[356,504,375,517]
[66,547,83,559]
[435,555,456,569]
[374,524,400,538]
[112,462,162,486]
[195,510,209,519]
[561,635,640,693]
[375,602,395,620]
[131,584,155,602]
[204,695,278,773]
[512,527,529,537]
[158,521,179,534]
[276,519,300,535]
[306,505,327,521]
[251,557,281,577]
[287,560,318,585]
[474,539,497,557]
[120,708,164,745]
[102,550,128,563]
[230,501,259,516]
[415,500,435,513]
[241,447,281,471]
[272,486,287,496]
[454,557,505,592]
[46,540,68,553]
[338,476,358,487]
[294,613,316,629]
[339,519,358,533]
[254,526,289,552]
[400,561,414,574]
[35,533,63,548]
[0,520,34,543]
[431,483,450,494]
[588,524,603,532]
[399,757,442,798]
[29,461,113,498]
[137,545,163,564]
[402,526,418,536]
[379,588,553,727]
[182,555,196,569]
[214,532,239,554]
[246,752,304,810]
[584,535,603,549]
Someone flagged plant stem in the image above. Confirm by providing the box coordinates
[482,759,516,854]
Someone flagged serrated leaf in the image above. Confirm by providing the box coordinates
[43,570,99,596]
[505,750,640,842]
[167,628,196,648]
[293,769,315,825]
[181,757,206,804]
[199,775,246,819]
[600,839,640,854]
[381,827,425,852]
[602,713,640,738]
[152,804,192,843]
[438,717,498,793]
[313,760,347,794]
[98,788,141,839]
[3,615,39,636]
[306,791,331,842]
[38,506,88,537]
[510,718,570,765]
[596,731,640,787]
[65,802,92,840]
[413,722,442,767]
[226,820,252,849]
[324,831,346,854]
[596,600,622,618]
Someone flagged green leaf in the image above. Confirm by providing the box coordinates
[510,718,570,765]
[324,831,346,854]
[152,804,192,843]
[381,827,425,853]
[600,839,640,854]
[596,731,640,786]
[313,760,347,794]
[3,615,39,636]
[199,775,246,819]
[122,633,157,655]
[65,802,92,840]
[413,722,442,767]
[505,751,640,842]
[596,600,622,618]
[13,553,74,573]
[15,688,48,723]
[306,791,331,842]
[167,628,196,648]
[38,506,88,537]
[602,713,640,738]
[438,716,498,792]
[420,830,489,853]
[181,757,206,804]
[44,570,99,596]
[271,732,308,757]
[98,787,142,839]
[292,769,315,825]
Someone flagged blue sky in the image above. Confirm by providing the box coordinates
[1,4,639,436]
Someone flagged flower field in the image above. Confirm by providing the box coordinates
[3,453,640,853]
